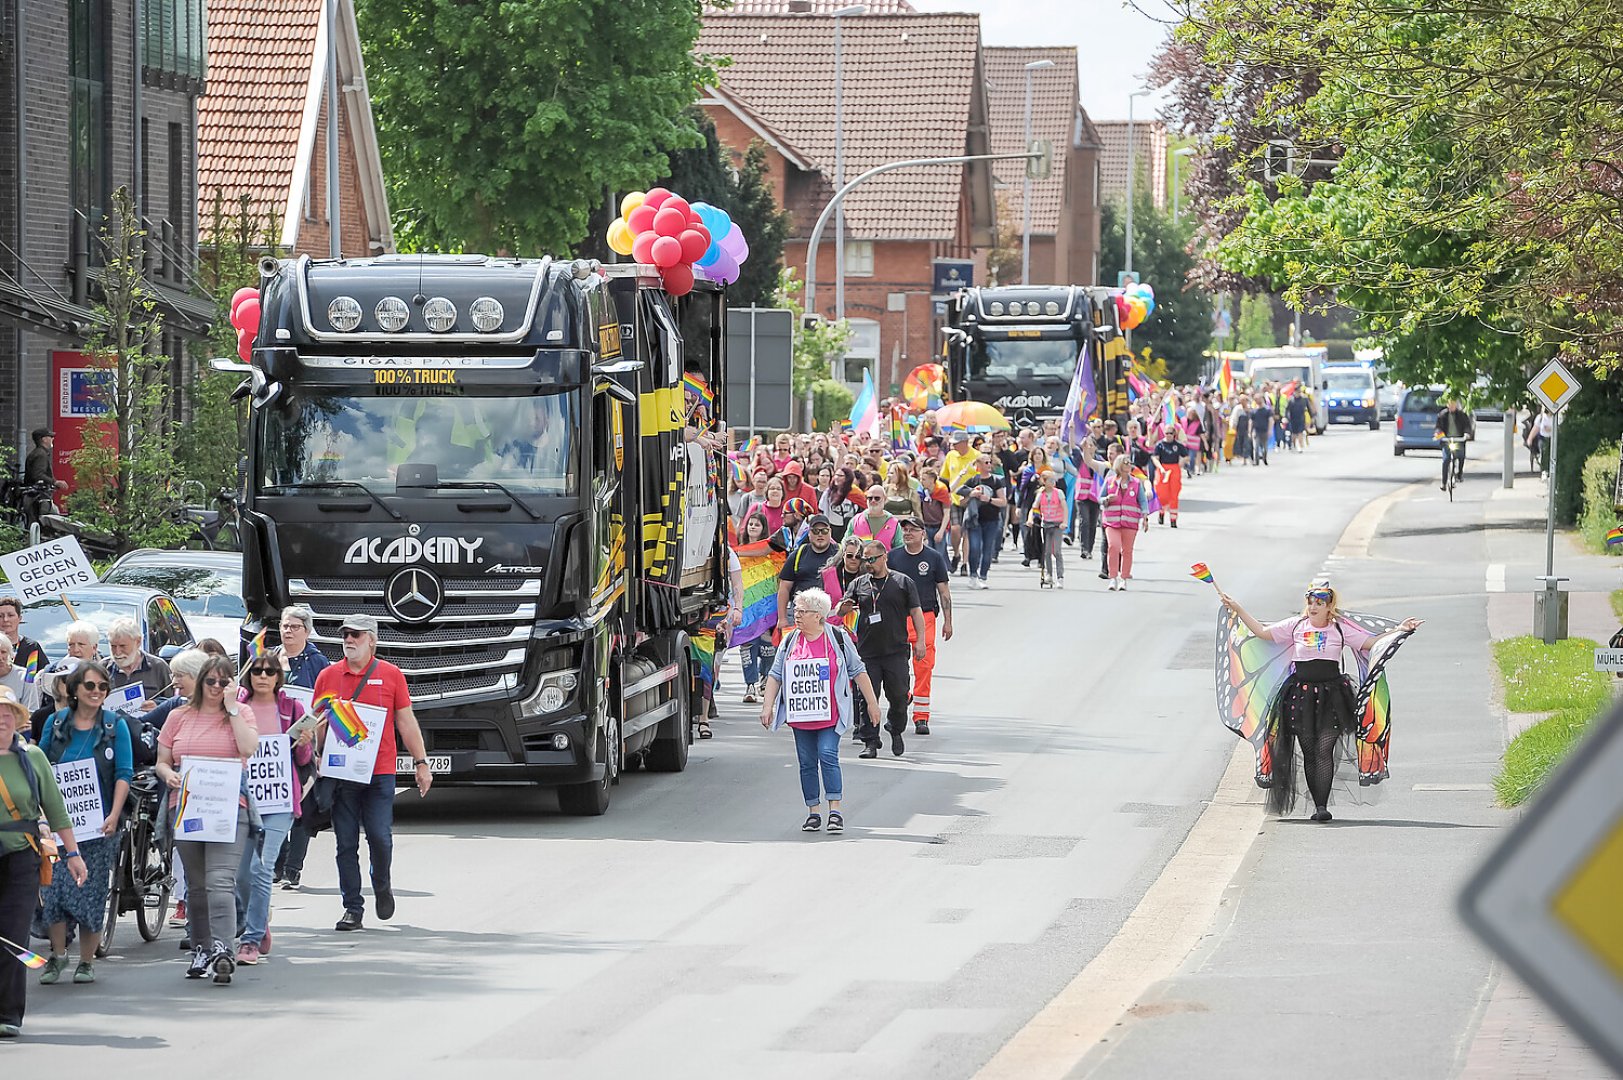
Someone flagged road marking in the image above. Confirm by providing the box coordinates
[1486,564,1505,593]
[1332,478,1432,560]
[973,743,1263,1080]
[1413,783,1493,792]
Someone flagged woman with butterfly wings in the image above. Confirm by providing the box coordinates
[1216,580,1422,822]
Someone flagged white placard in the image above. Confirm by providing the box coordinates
[783,656,832,726]
[0,536,98,604]
[109,683,145,715]
[246,734,295,815]
[681,442,720,574]
[176,757,242,843]
[51,758,104,844]
[317,700,389,783]
[282,685,314,711]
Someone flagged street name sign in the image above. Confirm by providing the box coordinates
[0,535,97,604]
[1528,358,1580,413]
[1460,699,1623,1075]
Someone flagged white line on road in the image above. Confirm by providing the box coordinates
[1412,783,1493,792]
[1486,564,1505,593]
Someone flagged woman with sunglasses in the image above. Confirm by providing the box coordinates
[35,661,131,986]
[1219,581,1422,822]
[232,660,313,966]
[156,655,258,984]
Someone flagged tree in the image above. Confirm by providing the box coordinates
[983,191,1022,287]
[773,267,851,428]
[1232,294,1276,351]
[1099,196,1214,383]
[356,0,716,256]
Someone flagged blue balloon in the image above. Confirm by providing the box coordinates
[696,242,723,268]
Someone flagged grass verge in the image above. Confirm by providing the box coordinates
[1612,588,1623,624]
[1491,636,1611,807]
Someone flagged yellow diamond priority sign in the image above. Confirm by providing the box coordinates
[1528,358,1581,413]
[1461,700,1623,1074]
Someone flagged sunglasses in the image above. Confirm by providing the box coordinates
[340,629,369,639]
[859,555,881,563]
[78,680,109,692]
[203,678,232,688]
[249,667,279,677]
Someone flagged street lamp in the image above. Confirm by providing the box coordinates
[832,4,867,328]
[1021,58,1055,285]
[1172,146,1195,223]
[1123,88,1151,282]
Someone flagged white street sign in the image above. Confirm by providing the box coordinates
[1528,358,1581,413]
[1460,700,1623,1075]
[1593,648,1623,672]
[0,536,98,604]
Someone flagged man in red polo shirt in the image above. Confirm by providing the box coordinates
[315,614,432,931]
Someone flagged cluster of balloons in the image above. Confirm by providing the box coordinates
[1115,282,1156,330]
[229,287,261,362]
[605,188,750,295]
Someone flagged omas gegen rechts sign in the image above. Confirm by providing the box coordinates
[0,536,98,604]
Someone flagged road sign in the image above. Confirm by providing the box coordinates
[726,307,794,433]
[1528,358,1580,413]
[1595,648,1623,672]
[1460,699,1623,1075]
[0,535,97,604]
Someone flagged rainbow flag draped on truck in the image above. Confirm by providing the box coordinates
[732,540,788,646]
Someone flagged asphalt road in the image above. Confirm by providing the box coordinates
[10,426,1445,1076]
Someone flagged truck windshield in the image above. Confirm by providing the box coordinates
[259,390,577,495]
[1249,365,1310,387]
[1324,372,1372,390]
[971,337,1078,379]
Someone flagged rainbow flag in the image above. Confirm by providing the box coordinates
[733,540,788,646]
[247,629,268,659]
[741,434,761,456]
[1606,525,1623,547]
[23,651,39,684]
[1218,358,1235,400]
[729,456,750,492]
[1163,398,1177,431]
[689,618,722,693]
[174,771,191,829]
[683,371,714,415]
[1190,562,1215,584]
[1131,466,1162,515]
[0,934,47,970]
[316,693,370,747]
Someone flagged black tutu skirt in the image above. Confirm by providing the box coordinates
[1263,659,1358,816]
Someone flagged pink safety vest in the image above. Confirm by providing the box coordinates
[853,514,899,548]
[1101,477,1145,529]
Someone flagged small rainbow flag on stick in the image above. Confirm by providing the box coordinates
[1607,525,1623,547]
[316,693,370,747]
[0,934,48,969]
[23,651,39,684]
[247,630,268,659]
[1190,562,1216,586]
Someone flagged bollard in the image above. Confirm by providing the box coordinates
[1533,575,1569,644]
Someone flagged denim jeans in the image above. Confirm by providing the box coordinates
[332,774,395,914]
[236,811,293,947]
[277,818,311,878]
[966,516,1001,580]
[791,725,842,807]
[740,637,775,685]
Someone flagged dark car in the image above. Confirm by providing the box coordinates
[21,584,197,661]
[103,549,246,647]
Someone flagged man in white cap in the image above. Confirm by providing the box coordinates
[311,614,431,931]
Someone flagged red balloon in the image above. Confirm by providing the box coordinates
[650,235,683,269]
[662,263,695,296]
[653,207,688,238]
[229,287,258,318]
[632,231,657,264]
[662,196,691,221]
[679,228,710,263]
[627,203,657,235]
[643,187,672,210]
[236,326,252,363]
[232,296,261,334]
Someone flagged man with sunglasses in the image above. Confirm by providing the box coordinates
[892,517,952,736]
[776,515,839,633]
[311,614,432,931]
[838,542,926,758]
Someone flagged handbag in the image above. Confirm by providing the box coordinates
[0,751,56,886]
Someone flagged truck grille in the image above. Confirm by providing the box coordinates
[288,575,536,705]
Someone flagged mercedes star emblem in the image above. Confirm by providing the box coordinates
[385,566,444,624]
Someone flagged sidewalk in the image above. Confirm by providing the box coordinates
[1068,449,1617,1079]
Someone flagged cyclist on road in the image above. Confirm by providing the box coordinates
[1433,398,1475,489]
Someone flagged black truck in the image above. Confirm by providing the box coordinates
[944,285,1130,426]
[223,254,728,814]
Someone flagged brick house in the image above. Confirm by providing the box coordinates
[1094,119,1167,210]
[0,0,214,455]
[197,0,393,259]
[697,11,996,395]
[983,46,1103,287]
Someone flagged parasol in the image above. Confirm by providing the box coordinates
[934,400,1011,431]
[902,363,947,412]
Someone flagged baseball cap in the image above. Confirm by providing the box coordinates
[339,614,379,635]
[30,427,53,441]
[806,514,832,529]
[950,430,970,443]
[899,516,925,529]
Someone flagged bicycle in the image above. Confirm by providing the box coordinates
[97,768,175,957]
[1440,436,1467,502]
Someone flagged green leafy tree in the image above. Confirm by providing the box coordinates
[773,267,851,428]
[1099,196,1214,383]
[1233,293,1277,351]
[356,0,717,255]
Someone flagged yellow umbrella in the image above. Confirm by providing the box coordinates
[935,401,1011,431]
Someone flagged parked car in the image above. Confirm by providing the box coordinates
[21,584,197,662]
[102,550,246,648]
[1377,379,1405,421]
[1470,377,1505,422]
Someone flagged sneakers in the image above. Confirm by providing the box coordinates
[38,955,64,985]
[826,811,844,834]
[169,900,188,927]
[72,961,95,984]
[279,873,301,891]
[185,947,210,979]
[742,683,758,704]
[210,943,236,985]
[801,813,822,832]
[235,943,261,966]
[1117,577,1128,591]
[858,745,879,759]
[335,911,364,932]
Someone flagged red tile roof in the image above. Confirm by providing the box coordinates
[983,47,1078,235]
[706,1,917,13]
[196,0,320,230]
[698,13,986,240]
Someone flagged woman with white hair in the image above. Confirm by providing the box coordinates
[63,622,100,661]
[0,637,38,713]
[758,588,881,835]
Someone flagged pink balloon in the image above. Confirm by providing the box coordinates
[662,263,695,296]
[650,235,683,269]
[632,231,657,264]
[679,228,710,263]
[233,296,261,334]
[653,207,688,239]
[662,196,691,221]
[627,204,657,235]
[643,187,672,210]
[229,287,258,318]
[236,326,252,363]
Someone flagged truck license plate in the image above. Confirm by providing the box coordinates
[397,755,452,775]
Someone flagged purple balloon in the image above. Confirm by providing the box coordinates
[712,248,739,284]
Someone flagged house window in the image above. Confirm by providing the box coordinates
[70,0,109,259]
[842,318,880,384]
[142,0,207,91]
[843,240,875,277]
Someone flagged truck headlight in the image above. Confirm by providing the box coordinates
[469,296,504,332]
[422,297,457,333]
[537,685,566,713]
[327,296,362,332]
[375,296,410,332]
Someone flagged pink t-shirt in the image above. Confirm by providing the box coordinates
[786,630,840,729]
[1263,616,1377,663]
[158,703,259,809]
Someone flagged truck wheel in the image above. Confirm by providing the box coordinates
[557,705,617,816]
[645,652,691,773]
